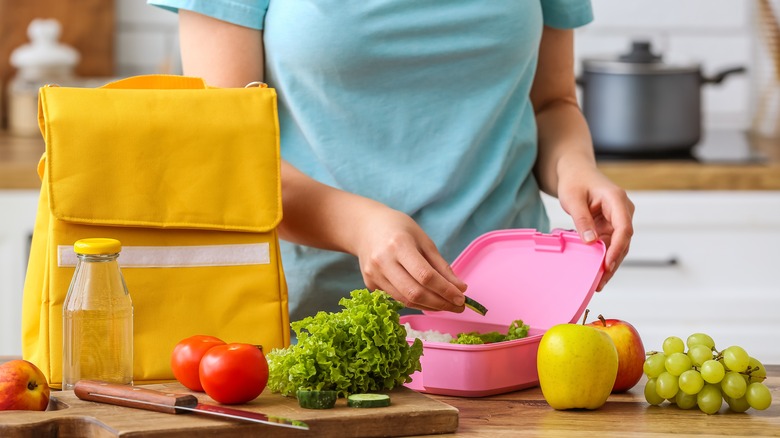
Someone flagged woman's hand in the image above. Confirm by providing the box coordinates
[278,162,467,312]
[530,26,635,291]
[351,207,468,312]
[556,166,635,291]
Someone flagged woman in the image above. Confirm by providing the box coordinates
[149,0,634,321]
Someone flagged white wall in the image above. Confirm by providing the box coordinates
[115,1,180,77]
[115,1,762,130]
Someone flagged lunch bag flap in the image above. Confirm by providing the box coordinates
[38,76,281,233]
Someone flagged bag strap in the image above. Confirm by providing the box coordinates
[101,74,208,90]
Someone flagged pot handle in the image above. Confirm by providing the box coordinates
[701,66,746,85]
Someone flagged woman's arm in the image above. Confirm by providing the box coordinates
[531,26,634,290]
[278,163,467,312]
[177,10,467,311]
[178,10,265,86]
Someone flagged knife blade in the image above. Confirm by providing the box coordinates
[73,380,309,430]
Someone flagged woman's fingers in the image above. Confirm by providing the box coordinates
[359,230,466,312]
[363,257,462,312]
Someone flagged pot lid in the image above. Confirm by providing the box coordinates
[582,40,700,75]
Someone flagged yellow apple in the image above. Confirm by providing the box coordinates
[0,360,50,411]
[537,323,618,410]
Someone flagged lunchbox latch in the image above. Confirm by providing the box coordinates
[532,231,565,253]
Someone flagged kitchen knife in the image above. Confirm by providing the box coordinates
[74,380,309,430]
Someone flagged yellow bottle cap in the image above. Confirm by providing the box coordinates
[74,238,122,255]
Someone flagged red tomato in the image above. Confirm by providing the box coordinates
[171,335,226,391]
[199,343,269,405]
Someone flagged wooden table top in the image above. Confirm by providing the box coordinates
[2,130,780,191]
[422,365,780,437]
[595,130,780,191]
[0,132,43,190]
[1,357,777,437]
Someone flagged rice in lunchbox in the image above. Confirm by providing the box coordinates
[403,323,453,343]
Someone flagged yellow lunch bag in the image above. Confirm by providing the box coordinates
[21,75,289,388]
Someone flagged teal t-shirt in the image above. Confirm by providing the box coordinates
[150,0,593,321]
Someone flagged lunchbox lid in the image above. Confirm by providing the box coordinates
[426,229,605,330]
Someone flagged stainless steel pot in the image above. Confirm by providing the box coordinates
[578,41,745,155]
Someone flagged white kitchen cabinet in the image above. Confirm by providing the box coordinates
[0,190,39,357]
[542,191,780,364]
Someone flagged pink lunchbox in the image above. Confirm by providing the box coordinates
[400,228,606,397]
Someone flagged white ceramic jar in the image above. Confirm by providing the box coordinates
[8,19,80,137]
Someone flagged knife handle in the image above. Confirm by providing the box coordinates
[74,380,198,414]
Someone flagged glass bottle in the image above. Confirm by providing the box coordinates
[62,238,133,390]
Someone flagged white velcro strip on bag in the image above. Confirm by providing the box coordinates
[57,243,271,268]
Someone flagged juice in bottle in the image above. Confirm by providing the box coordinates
[62,238,133,390]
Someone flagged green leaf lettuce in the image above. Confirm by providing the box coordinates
[449,319,530,344]
[267,289,423,397]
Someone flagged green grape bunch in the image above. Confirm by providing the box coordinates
[642,333,772,414]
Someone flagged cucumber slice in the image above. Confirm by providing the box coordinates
[464,296,488,316]
[347,393,391,408]
[297,389,338,409]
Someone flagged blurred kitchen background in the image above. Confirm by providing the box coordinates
[0,0,773,135]
[1,1,779,362]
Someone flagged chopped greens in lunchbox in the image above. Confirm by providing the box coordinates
[266,289,423,397]
[404,319,530,345]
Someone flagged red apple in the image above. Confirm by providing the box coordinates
[0,359,51,411]
[587,315,645,393]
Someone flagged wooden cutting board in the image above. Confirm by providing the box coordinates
[0,382,459,437]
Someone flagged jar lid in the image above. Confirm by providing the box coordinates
[582,40,700,75]
[74,238,122,255]
[9,19,80,70]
